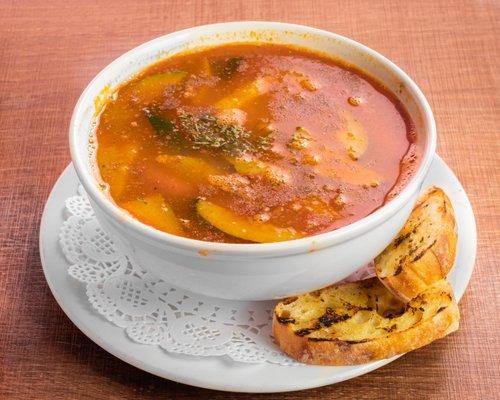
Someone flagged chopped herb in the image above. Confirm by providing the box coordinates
[144,108,174,135]
[213,57,243,79]
[144,109,272,157]
[178,113,253,157]
[255,134,273,153]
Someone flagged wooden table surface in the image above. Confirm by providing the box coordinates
[1,1,499,398]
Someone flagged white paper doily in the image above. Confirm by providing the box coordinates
[59,185,379,365]
[59,186,293,364]
[41,158,476,392]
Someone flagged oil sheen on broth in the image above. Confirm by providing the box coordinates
[95,43,417,243]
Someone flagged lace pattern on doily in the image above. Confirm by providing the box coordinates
[59,187,299,365]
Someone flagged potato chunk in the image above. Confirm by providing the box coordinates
[215,77,271,109]
[196,200,302,243]
[207,174,253,199]
[319,158,381,187]
[289,127,314,151]
[226,156,290,185]
[312,145,381,187]
[335,111,368,160]
[122,194,183,235]
[215,108,247,126]
[155,154,221,180]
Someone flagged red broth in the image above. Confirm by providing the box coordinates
[94,43,418,243]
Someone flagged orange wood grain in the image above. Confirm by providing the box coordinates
[0,1,499,399]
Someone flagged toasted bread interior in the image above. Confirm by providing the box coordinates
[273,187,461,365]
[375,187,457,301]
[275,279,456,342]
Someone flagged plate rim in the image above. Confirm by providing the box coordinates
[39,155,477,393]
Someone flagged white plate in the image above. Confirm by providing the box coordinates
[40,155,476,393]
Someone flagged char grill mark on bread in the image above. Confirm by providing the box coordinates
[273,279,459,365]
[375,187,457,302]
[273,187,460,365]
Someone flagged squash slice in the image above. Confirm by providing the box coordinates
[122,194,183,235]
[196,200,302,243]
[97,143,138,199]
[127,71,187,103]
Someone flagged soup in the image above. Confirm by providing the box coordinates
[94,43,418,243]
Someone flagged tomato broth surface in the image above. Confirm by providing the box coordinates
[95,43,417,243]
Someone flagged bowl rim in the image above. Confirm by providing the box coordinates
[69,21,436,256]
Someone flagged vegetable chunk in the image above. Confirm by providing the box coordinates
[95,43,415,242]
[335,111,368,160]
[319,157,381,187]
[155,154,221,180]
[215,77,271,109]
[196,200,302,243]
[226,156,290,185]
[97,143,138,199]
[122,194,183,235]
[128,71,187,103]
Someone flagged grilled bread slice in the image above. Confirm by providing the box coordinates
[375,187,457,302]
[273,278,459,365]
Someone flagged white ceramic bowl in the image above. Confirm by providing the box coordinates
[70,21,436,301]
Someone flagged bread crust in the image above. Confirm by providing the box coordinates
[273,281,459,366]
[375,187,457,302]
[272,187,461,366]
